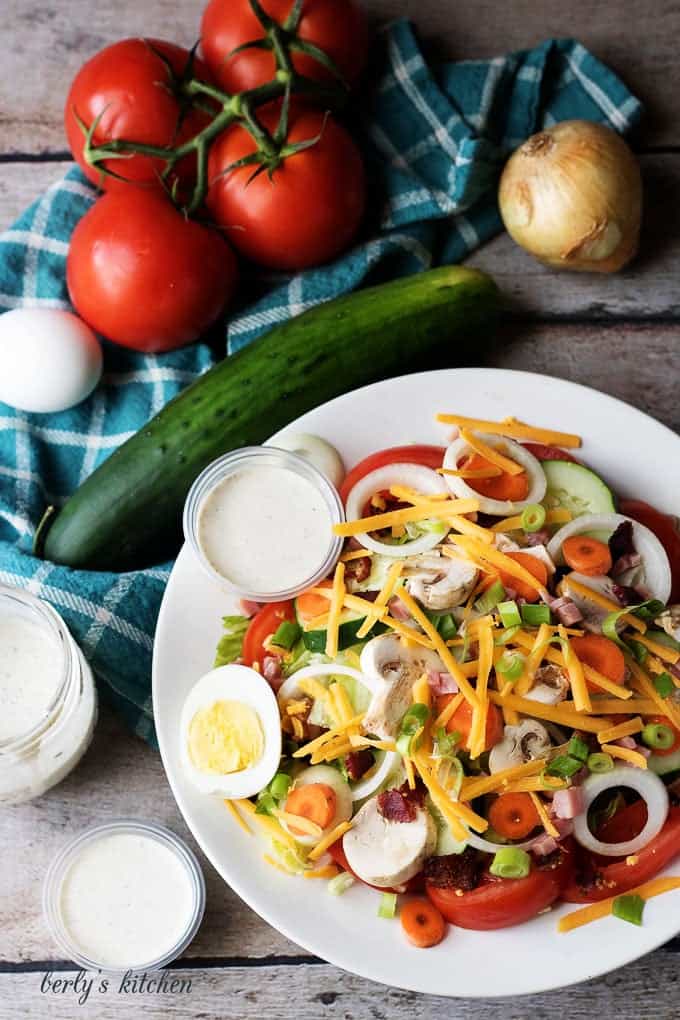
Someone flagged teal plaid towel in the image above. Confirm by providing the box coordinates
[0,22,641,747]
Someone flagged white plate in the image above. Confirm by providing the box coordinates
[153,368,680,997]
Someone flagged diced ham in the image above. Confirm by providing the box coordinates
[549,596,583,626]
[526,529,551,548]
[552,817,574,838]
[388,596,412,622]
[530,834,559,856]
[551,787,585,819]
[427,669,459,696]
[635,744,652,759]
[615,735,638,750]
[239,599,262,618]
[262,655,284,690]
[612,552,642,577]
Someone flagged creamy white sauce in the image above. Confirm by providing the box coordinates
[198,465,332,593]
[0,613,63,742]
[59,833,195,968]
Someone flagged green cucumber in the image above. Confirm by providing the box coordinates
[299,614,386,653]
[648,750,680,777]
[38,267,499,570]
[541,460,615,518]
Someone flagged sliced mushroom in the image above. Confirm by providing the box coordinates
[488,719,552,773]
[403,553,478,612]
[360,634,444,740]
[656,605,680,644]
[525,663,570,705]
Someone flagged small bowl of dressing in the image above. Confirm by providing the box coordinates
[183,446,345,602]
[43,820,206,972]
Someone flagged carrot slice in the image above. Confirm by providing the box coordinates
[570,634,625,690]
[401,897,447,948]
[436,697,503,753]
[498,551,548,602]
[285,783,337,835]
[460,453,529,502]
[488,792,541,839]
[296,580,333,624]
[562,535,613,576]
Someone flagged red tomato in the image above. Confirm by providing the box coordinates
[339,446,447,504]
[426,849,573,930]
[67,190,238,352]
[201,0,368,94]
[207,108,365,271]
[65,39,213,192]
[619,499,680,602]
[563,806,680,903]
[242,601,296,667]
[521,443,580,463]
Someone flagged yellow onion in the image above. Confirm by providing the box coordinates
[498,120,642,273]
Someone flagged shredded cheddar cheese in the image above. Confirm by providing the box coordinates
[333,498,480,537]
[558,877,680,933]
[434,692,464,730]
[600,743,648,769]
[491,508,572,532]
[460,758,548,801]
[308,820,354,862]
[225,799,252,835]
[304,865,340,880]
[459,428,524,476]
[292,713,365,759]
[597,717,643,745]
[436,413,581,449]
[445,536,549,599]
[274,810,324,839]
[633,633,680,665]
[563,577,646,634]
[356,560,403,640]
[487,691,607,733]
[529,792,559,839]
[325,562,346,658]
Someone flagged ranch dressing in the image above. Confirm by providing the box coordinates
[0,613,63,742]
[198,464,333,593]
[59,832,196,969]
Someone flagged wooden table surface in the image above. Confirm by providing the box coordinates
[2,1,680,1017]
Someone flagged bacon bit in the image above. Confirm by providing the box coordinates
[424,848,482,891]
[344,749,374,781]
[377,789,417,823]
[240,599,262,618]
[531,833,559,856]
[427,670,459,696]
[344,556,372,583]
[398,778,427,807]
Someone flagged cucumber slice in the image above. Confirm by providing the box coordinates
[541,461,615,518]
[295,604,386,653]
[648,749,680,777]
[428,797,467,855]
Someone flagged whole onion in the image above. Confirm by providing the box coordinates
[498,120,642,273]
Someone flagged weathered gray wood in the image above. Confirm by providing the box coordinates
[3,952,680,1020]
[1,704,305,965]
[2,157,680,324]
[0,0,678,154]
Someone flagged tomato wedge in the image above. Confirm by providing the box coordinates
[521,442,580,463]
[619,499,680,602]
[426,849,573,930]
[563,805,680,903]
[242,601,295,667]
[338,446,446,504]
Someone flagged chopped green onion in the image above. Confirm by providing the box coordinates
[612,893,645,926]
[496,651,525,682]
[568,735,590,763]
[603,600,667,649]
[255,791,277,815]
[602,609,628,648]
[631,600,666,622]
[520,603,552,627]
[271,620,302,650]
[545,754,584,779]
[429,612,458,640]
[641,722,675,751]
[378,892,398,919]
[521,504,547,534]
[475,580,506,615]
[432,726,460,759]
[495,625,521,646]
[328,872,355,896]
[401,703,429,729]
[498,600,522,628]
[489,846,531,880]
[269,772,292,803]
[541,770,570,790]
[396,731,414,756]
[653,672,675,699]
[627,639,649,665]
[587,752,614,774]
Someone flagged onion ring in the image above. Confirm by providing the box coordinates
[572,765,669,857]
[443,433,546,516]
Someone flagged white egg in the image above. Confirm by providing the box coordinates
[0,308,102,413]
[280,764,353,846]
[179,664,282,799]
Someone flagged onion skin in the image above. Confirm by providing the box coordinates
[498,120,642,273]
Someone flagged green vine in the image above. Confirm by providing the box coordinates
[78,0,349,215]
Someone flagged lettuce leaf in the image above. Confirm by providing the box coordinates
[214,615,249,667]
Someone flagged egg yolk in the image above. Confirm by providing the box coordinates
[187,700,263,774]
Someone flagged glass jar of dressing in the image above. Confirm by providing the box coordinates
[183,446,345,601]
[0,586,97,805]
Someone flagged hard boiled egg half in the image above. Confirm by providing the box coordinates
[180,664,281,799]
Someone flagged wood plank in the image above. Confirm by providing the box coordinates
[1,704,306,965]
[3,952,680,1019]
[2,157,680,324]
[0,0,678,154]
